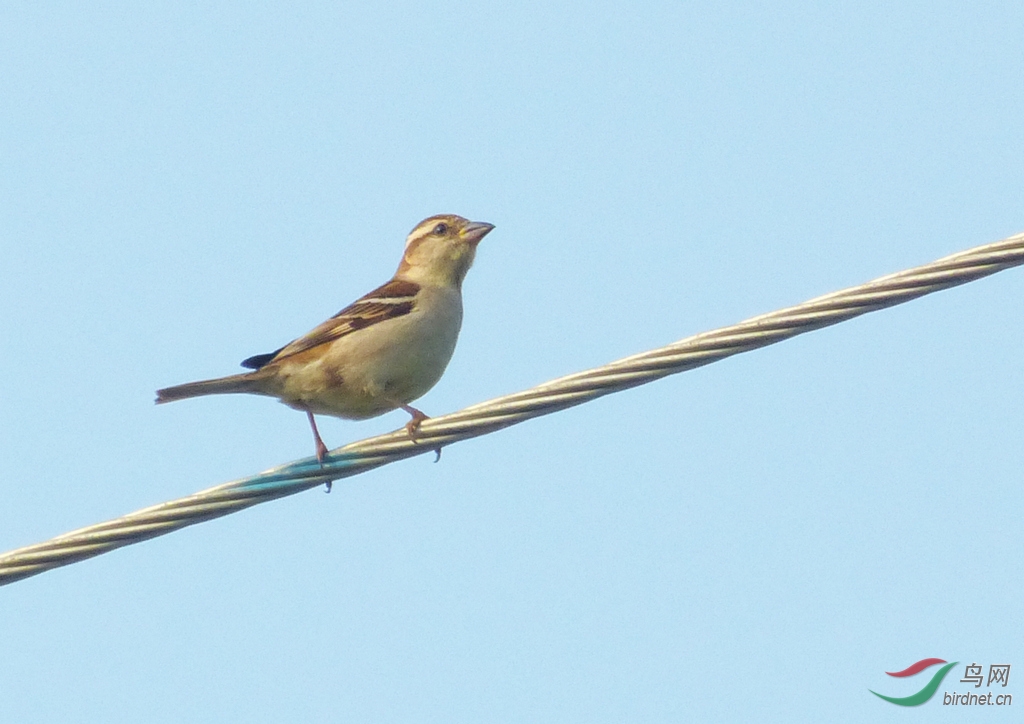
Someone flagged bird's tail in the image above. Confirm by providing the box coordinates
[155,372,265,404]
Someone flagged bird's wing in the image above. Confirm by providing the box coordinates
[240,279,420,370]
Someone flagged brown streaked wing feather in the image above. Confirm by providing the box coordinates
[259,279,419,364]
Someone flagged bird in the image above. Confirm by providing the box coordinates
[156,214,494,464]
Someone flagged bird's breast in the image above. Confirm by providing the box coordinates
[276,285,464,419]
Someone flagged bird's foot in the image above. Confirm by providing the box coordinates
[401,405,429,438]
[315,439,329,465]
[399,405,440,462]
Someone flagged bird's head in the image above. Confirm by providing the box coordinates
[395,214,494,288]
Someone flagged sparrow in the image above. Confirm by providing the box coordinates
[156,214,494,463]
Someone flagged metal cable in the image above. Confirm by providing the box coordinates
[2,231,1022,586]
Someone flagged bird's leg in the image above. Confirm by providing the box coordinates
[400,404,429,436]
[306,410,329,464]
[399,404,442,461]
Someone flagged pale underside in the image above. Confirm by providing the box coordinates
[256,283,463,419]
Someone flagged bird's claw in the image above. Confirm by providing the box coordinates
[315,440,329,466]
[402,406,429,439]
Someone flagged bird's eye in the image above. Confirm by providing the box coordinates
[433,223,449,235]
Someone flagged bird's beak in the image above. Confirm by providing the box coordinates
[461,221,495,246]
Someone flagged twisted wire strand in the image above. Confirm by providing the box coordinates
[2,232,1022,586]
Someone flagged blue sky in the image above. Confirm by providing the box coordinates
[1,2,1022,721]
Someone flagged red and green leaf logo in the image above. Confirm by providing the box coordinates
[871,658,958,706]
